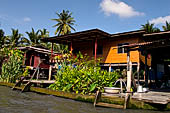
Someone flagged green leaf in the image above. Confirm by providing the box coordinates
[89,83,97,92]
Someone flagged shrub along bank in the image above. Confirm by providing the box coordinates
[49,52,120,95]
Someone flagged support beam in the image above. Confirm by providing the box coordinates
[95,38,97,60]
[51,43,54,61]
[127,62,132,92]
[48,65,52,80]
[137,62,140,85]
[126,50,132,92]
[127,51,130,71]
[109,63,111,73]
[70,41,73,54]
[49,43,54,80]
[145,52,148,87]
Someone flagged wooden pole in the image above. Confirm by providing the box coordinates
[137,62,140,85]
[51,43,54,61]
[70,41,73,54]
[145,52,148,87]
[49,43,54,80]
[95,38,97,60]
[109,63,111,73]
[127,50,132,92]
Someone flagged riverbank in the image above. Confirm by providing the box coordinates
[0,82,170,111]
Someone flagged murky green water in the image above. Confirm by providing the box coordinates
[0,86,169,113]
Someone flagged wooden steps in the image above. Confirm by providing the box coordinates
[12,77,26,90]
[94,91,130,109]
[95,102,124,109]
[12,59,56,92]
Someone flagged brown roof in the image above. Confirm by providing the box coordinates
[41,29,144,44]
[121,38,170,50]
[144,30,170,37]
[41,29,111,44]
[111,30,145,37]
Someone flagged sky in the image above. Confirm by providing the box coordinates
[0,0,170,37]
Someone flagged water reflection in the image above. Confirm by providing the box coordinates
[0,86,168,113]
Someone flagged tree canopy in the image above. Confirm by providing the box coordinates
[52,10,76,36]
[141,21,160,33]
[162,21,170,31]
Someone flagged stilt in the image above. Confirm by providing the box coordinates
[127,50,132,92]
[137,62,140,85]
[49,43,54,80]
[94,90,101,107]
[48,65,52,80]
[109,63,111,73]
[124,93,130,109]
[95,38,97,60]
[145,51,148,87]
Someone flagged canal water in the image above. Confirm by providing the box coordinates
[0,86,169,113]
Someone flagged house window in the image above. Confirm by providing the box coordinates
[93,45,103,55]
[118,43,129,54]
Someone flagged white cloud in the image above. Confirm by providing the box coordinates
[149,15,170,25]
[23,17,31,22]
[100,0,144,18]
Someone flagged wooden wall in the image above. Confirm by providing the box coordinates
[72,36,140,64]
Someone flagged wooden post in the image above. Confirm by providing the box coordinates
[70,41,73,54]
[127,51,130,71]
[145,52,148,87]
[51,43,54,61]
[137,62,140,85]
[95,38,97,60]
[49,43,54,80]
[48,65,52,80]
[109,63,111,73]
[127,62,132,92]
[127,50,132,92]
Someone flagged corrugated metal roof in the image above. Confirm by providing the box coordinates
[18,46,59,55]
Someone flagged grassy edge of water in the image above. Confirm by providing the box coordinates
[0,82,170,111]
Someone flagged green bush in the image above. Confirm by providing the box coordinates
[0,49,24,83]
[49,52,120,94]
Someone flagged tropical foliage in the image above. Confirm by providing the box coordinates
[141,21,160,33]
[49,52,120,94]
[162,21,170,31]
[52,10,76,35]
[0,49,24,83]
[26,28,41,46]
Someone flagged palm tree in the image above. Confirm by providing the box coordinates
[26,28,41,46]
[39,28,52,49]
[19,37,30,46]
[141,21,160,33]
[40,28,49,38]
[6,29,24,49]
[52,10,76,36]
[162,21,170,31]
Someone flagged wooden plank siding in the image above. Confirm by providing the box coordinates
[72,36,140,64]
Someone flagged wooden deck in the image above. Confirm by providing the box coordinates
[132,91,170,104]
[102,90,170,105]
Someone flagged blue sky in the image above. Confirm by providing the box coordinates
[0,0,170,37]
